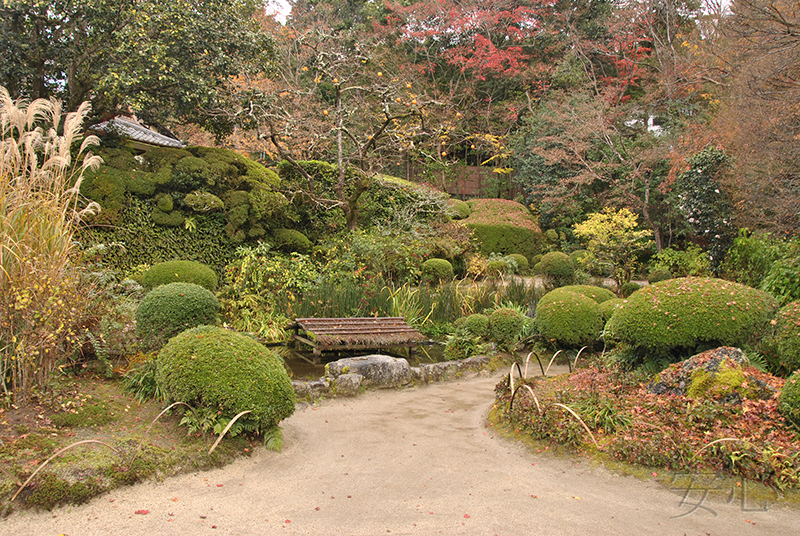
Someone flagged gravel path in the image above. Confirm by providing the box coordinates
[3,369,800,535]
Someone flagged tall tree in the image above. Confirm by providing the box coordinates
[0,0,271,136]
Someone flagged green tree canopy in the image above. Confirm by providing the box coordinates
[0,0,272,137]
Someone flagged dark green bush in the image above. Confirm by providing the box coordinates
[606,277,779,360]
[620,281,641,298]
[135,283,219,351]
[487,308,525,349]
[421,258,454,283]
[771,301,800,374]
[540,251,575,288]
[462,313,489,338]
[156,325,295,432]
[535,288,603,347]
[761,255,800,306]
[507,253,529,273]
[559,284,616,304]
[272,228,312,253]
[448,199,471,219]
[141,260,218,291]
[648,268,673,284]
[464,199,545,260]
[779,371,800,430]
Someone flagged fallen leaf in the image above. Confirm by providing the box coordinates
[134,510,149,515]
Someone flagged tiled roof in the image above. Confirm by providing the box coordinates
[93,117,186,148]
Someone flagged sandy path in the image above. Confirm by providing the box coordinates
[3,370,799,535]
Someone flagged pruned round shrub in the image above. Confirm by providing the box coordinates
[448,199,471,219]
[462,313,489,338]
[273,228,312,253]
[559,284,616,304]
[779,371,800,429]
[539,251,575,288]
[648,268,673,284]
[620,281,641,298]
[135,283,219,350]
[606,277,779,359]
[488,308,525,349]
[772,301,800,373]
[421,258,454,283]
[599,298,625,322]
[156,325,295,431]
[486,259,508,277]
[535,288,603,347]
[507,253,529,273]
[141,260,218,291]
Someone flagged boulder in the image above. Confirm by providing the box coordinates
[648,347,778,403]
[326,355,412,388]
[332,373,363,396]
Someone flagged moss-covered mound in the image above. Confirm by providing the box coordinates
[156,326,295,432]
[534,288,603,347]
[463,199,544,261]
[141,260,218,291]
[771,301,800,374]
[135,282,219,351]
[606,277,778,359]
[272,228,312,253]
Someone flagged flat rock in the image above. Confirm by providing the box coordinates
[326,354,412,388]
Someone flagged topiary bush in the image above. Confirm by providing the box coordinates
[769,301,800,374]
[272,228,312,253]
[558,284,616,304]
[156,325,295,433]
[599,298,625,322]
[487,308,526,349]
[779,371,800,430]
[648,268,673,284]
[507,253,529,274]
[569,249,591,269]
[141,260,219,291]
[464,198,545,260]
[486,259,508,277]
[620,281,641,298]
[534,288,604,348]
[135,283,220,351]
[421,258,454,284]
[606,277,779,361]
[462,313,489,338]
[539,251,575,288]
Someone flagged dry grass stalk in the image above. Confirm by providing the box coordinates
[0,86,101,403]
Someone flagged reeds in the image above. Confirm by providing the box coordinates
[0,86,101,403]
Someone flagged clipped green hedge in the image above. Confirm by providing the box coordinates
[421,258,454,283]
[558,284,616,304]
[272,228,312,253]
[779,371,800,429]
[540,251,575,288]
[135,283,219,351]
[599,298,625,322]
[620,281,642,298]
[606,277,779,359]
[462,313,489,338]
[464,199,544,261]
[141,260,218,291]
[535,288,604,347]
[156,325,295,431]
[488,308,525,349]
[772,301,800,373]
